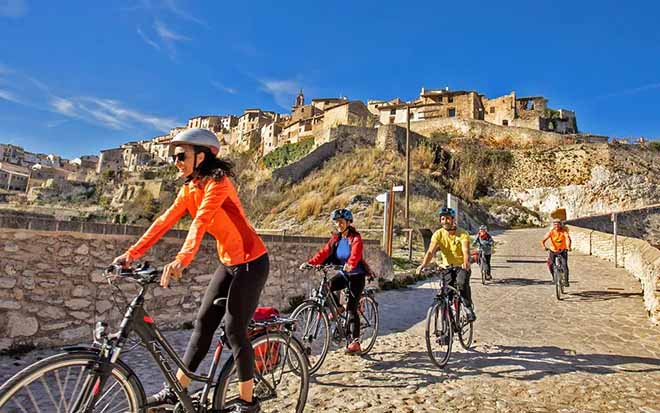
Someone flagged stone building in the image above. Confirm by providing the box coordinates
[322,100,373,129]
[483,92,577,133]
[378,88,484,125]
[0,162,30,191]
[231,109,276,151]
[187,115,237,133]
[69,155,99,171]
[96,148,124,174]
[261,114,290,155]
[378,87,578,134]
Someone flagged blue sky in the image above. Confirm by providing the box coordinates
[1,0,659,158]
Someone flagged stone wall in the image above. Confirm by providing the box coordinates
[272,125,378,183]
[566,205,660,248]
[493,145,660,220]
[375,124,425,153]
[399,117,607,146]
[567,225,660,324]
[0,224,391,351]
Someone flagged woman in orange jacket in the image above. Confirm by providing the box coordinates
[114,128,268,413]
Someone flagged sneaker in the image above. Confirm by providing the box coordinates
[345,339,361,354]
[146,384,178,408]
[226,398,261,413]
[485,274,492,281]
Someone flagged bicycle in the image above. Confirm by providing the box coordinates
[423,266,474,368]
[291,264,379,374]
[546,248,568,301]
[0,262,309,413]
[478,250,488,285]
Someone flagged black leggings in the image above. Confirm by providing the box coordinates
[182,253,269,382]
[443,267,474,309]
[329,272,366,339]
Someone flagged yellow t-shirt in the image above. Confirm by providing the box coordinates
[431,227,470,267]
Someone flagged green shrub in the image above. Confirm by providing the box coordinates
[649,141,660,152]
[263,137,315,169]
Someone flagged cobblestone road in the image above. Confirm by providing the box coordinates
[2,228,659,412]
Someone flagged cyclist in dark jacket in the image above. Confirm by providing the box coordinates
[300,208,371,354]
[473,225,494,280]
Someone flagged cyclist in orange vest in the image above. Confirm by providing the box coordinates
[541,218,572,287]
[113,128,267,413]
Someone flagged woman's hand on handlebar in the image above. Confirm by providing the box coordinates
[161,259,185,288]
[113,252,134,267]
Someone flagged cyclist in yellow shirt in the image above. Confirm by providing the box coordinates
[416,207,476,321]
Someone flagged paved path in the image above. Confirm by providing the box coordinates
[2,228,660,412]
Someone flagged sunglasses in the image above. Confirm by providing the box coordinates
[170,152,186,163]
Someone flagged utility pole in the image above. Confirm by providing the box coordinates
[406,105,413,260]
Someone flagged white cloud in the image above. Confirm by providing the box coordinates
[154,19,189,42]
[211,81,237,95]
[595,82,660,100]
[0,88,23,104]
[258,79,303,109]
[137,26,160,50]
[0,0,27,18]
[51,97,77,116]
[161,0,206,26]
[1,64,178,132]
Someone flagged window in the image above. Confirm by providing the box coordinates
[390,109,396,115]
[490,107,495,114]
[448,96,453,103]
[502,120,509,126]
[448,108,456,117]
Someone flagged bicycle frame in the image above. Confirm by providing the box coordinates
[97,284,222,413]
[431,268,464,332]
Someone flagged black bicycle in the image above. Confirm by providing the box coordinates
[478,250,488,285]
[0,262,309,413]
[547,248,569,300]
[423,267,474,368]
[291,264,379,374]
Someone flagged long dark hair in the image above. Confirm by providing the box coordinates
[189,146,234,181]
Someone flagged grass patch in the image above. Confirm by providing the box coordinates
[262,137,315,169]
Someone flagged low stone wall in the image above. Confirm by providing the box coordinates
[375,124,425,153]
[272,125,378,183]
[272,141,336,183]
[401,118,608,146]
[568,225,660,324]
[0,226,391,351]
[566,204,660,247]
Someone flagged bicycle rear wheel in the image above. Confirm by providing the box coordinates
[358,295,379,355]
[425,301,453,368]
[0,351,145,413]
[214,331,309,413]
[480,255,487,285]
[290,301,330,374]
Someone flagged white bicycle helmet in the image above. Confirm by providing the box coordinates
[171,128,220,155]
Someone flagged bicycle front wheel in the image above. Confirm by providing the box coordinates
[425,301,453,368]
[0,351,145,413]
[554,265,563,300]
[358,295,379,355]
[214,331,309,413]
[290,301,330,374]
[457,299,474,350]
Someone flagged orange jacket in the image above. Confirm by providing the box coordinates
[543,228,570,252]
[127,177,267,267]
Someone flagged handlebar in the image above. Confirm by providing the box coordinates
[104,262,160,285]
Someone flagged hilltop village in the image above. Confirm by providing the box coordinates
[1,86,606,195]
